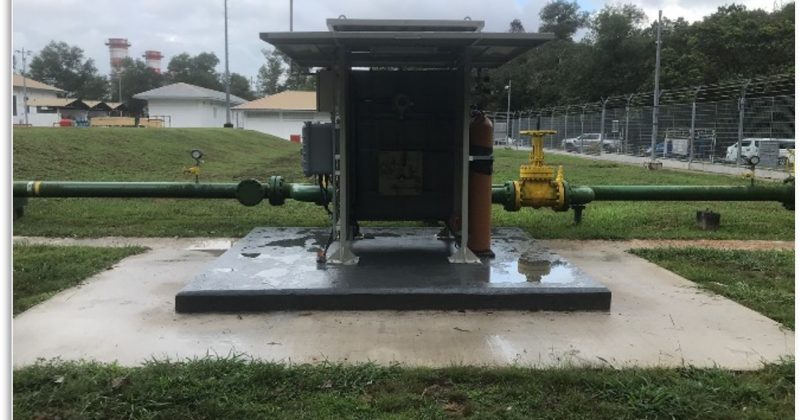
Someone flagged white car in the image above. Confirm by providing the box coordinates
[562,133,619,152]
[724,138,795,165]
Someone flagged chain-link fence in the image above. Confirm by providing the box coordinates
[489,74,795,171]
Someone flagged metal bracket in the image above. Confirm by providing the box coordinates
[326,240,359,265]
[448,246,480,264]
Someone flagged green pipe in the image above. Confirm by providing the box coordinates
[13,178,332,207]
[13,181,239,198]
[575,185,794,205]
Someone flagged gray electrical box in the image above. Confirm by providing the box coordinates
[301,121,336,176]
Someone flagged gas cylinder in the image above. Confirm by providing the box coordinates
[468,112,494,257]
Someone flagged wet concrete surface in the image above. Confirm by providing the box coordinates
[12,234,794,369]
[176,228,610,312]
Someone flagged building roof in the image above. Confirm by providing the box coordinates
[104,101,126,110]
[13,74,64,92]
[233,90,317,111]
[27,97,88,108]
[83,100,113,110]
[132,82,246,105]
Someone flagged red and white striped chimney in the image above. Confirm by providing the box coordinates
[143,50,164,73]
[105,38,131,75]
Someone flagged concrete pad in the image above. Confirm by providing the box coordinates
[176,228,610,312]
[12,236,793,369]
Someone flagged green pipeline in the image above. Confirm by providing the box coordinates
[491,183,794,209]
[13,177,332,207]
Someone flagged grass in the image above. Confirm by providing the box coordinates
[13,357,794,419]
[12,243,147,315]
[12,128,794,239]
[630,247,795,329]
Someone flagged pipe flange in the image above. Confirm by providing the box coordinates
[235,179,264,207]
[267,176,286,206]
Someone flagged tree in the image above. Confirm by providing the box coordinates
[165,52,223,90]
[256,49,284,95]
[115,57,164,114]
[229,73,255,100]
[28,41,108,99]
[509,19,525,33]
[539,0,589,40]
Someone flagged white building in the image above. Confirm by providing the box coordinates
[133,82,246,128]
[12,74,66,126]
[233,91,330,140]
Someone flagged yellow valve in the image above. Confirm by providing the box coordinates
[510,129,567,211]
[184,166,201,176]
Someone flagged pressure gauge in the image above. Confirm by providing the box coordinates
[191,149,204,160]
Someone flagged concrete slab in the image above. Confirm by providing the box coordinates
[12,236,794,369]
[176,228,610,312]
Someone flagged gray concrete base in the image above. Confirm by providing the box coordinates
[12,236,793,368]
[175,228,611,313]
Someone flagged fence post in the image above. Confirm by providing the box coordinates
[599,98,608,155]
[580,104,587,153]
[564,108,568,149]
[736,80,751,166]
[624,94,633,155]
[689,86,702,164]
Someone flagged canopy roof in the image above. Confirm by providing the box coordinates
[260,18,553,68]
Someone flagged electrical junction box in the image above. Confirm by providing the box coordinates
[301,121,336,176]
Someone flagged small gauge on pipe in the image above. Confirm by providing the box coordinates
[191,149,204,161]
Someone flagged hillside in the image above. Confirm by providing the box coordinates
[13,128,306,182]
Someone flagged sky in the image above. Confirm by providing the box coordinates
[12,0,785,86]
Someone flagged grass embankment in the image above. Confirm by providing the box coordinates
[631,248,795,329]
[12,243,146,315]
[13,127,793,239]
[13,358,794,419]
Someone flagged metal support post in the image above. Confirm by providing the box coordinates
[624,94,633,155]
[327,49,358,264]
[580,104,586,154]
[736,80,751,167]
[688,86,702,163]
[650,10,662,162]
[449,53,480,264]
[599,98,608,155]
[223,0,232,127]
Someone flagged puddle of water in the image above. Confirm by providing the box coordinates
[489,258,582,284]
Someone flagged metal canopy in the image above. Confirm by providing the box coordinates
[259,31,554,68]
[326,18,485,33]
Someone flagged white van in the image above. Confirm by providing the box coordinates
[724,138,795,165]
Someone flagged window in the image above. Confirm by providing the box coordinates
[12,95,16,116]
[37,106,57,114]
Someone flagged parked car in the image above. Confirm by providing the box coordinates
[645,142,673,157]
[562,133,618,152]
[724,138,795,165]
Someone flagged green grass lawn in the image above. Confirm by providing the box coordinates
[12,128,794,239]
[630,248,795,329]
[12,243,146,315]
[13,357,794,420]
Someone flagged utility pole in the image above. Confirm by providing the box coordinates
[223,0,232,128]
[649,10,662,163]
[118,71,123,103]
[290,0,293,31]
[15,48,32,125]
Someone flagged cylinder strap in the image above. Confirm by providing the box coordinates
[469,145,494,175]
